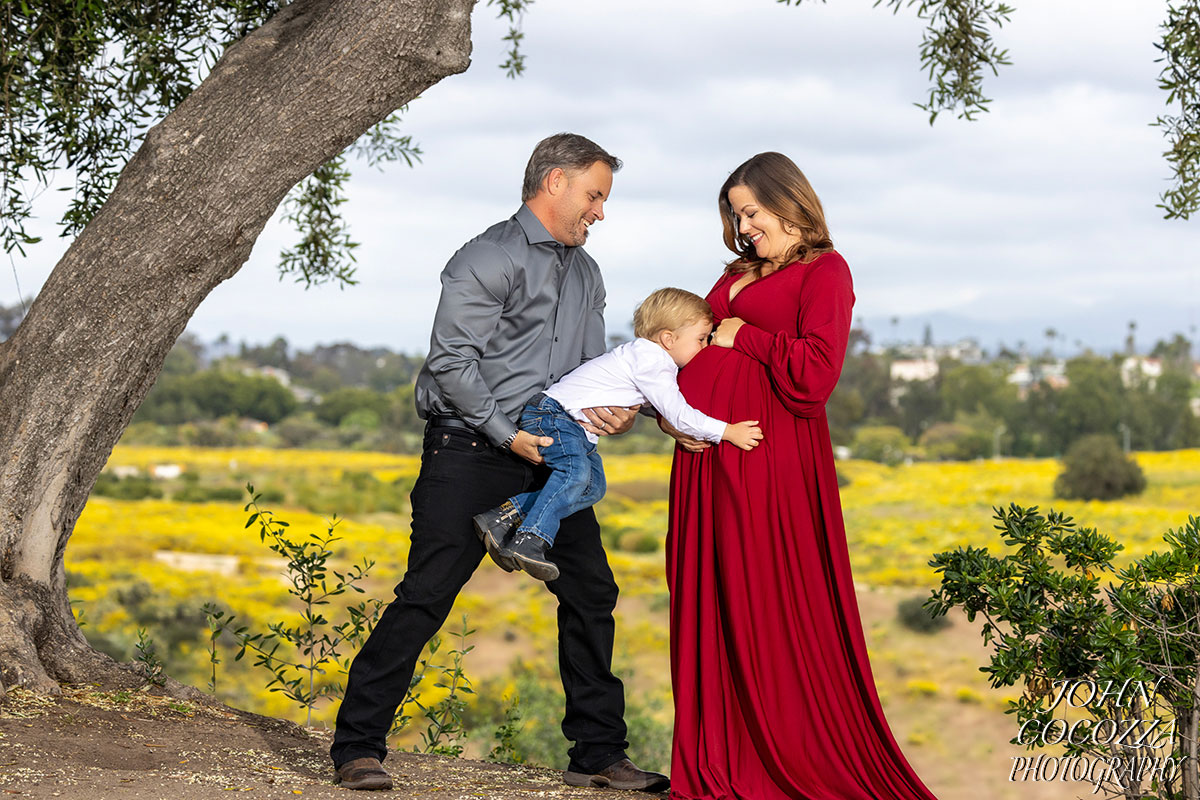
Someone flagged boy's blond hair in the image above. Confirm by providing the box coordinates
[633,288,713,340]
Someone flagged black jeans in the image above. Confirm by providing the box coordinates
[330,423,629,773]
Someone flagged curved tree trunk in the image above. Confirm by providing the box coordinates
[0,0,473,696]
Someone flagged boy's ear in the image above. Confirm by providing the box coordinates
[657,329,675,348]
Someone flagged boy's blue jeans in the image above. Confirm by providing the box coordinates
[510,393,606,546]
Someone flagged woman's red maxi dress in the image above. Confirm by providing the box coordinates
[667,252,939,800]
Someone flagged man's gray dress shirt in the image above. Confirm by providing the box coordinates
[414,204,607,446]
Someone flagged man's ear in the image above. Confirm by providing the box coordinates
[544,167,566,197]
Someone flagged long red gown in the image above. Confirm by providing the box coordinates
[667,252,940,800]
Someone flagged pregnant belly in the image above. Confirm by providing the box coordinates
[677,345,761,420]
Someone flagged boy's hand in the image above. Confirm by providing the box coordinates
[723,420,763,451]
[580,404,640,436]
[511,430,554,464]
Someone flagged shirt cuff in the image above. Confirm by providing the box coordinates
[479,410,518,448]
[732,321,774,364]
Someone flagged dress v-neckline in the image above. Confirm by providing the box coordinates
[728,264,788,306]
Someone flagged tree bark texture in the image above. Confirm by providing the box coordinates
[0,0,474,695]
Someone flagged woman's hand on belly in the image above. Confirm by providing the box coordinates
[711,317,746,348]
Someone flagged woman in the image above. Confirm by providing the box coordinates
[665,152,939,799]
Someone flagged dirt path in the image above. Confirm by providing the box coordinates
[0,687,658,800]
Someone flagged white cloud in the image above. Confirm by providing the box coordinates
[3,0,1196,352]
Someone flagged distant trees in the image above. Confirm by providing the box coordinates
[135,371,297,425]
[832,329,1200,462]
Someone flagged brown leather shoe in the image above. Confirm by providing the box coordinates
[563,758,670,792]
[335,757,393,790]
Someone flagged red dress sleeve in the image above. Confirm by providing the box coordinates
[730,256,854,418]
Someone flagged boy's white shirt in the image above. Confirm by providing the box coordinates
[543,338,729,445]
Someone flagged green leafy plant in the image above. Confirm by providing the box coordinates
[133,628,166,687]
[487,689,525,765]
[203,485,384,726]
[408,615,476,757]
[928,505,1200,798]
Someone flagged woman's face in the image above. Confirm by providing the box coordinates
[727,184,802,267]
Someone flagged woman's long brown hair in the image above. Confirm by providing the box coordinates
[719,152,834,275]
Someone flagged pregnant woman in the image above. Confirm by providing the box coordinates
[665,152,939,799]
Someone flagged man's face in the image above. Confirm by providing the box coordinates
[548,161,613,247]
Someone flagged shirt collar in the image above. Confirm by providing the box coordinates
[516,203,561,247]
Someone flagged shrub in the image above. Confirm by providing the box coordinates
[928,506,1200,799]
[918,422,990,461]
[92,472,164,500]
[174,485,246,503]
[896,594,950,634]
[1053,434,1146,501]
[852,425,910,466]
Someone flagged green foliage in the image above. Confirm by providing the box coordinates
[0,0,419,283]
[314,387,391,427]
[1050,357,1125,453]
[133,628,167,687]
[1154,0,1200,219]
[918,421,990,460]
[175,483,245,503]
[852,425,910,465]
[206,486,385,726]
[778,0,1013,122]
[92,472,163,500]
[487,0,534,78]
[896,594,951,634]
[134,369,297,425]
[929,507,1200,797]
[410,616,476,757]
[278,156,362,288]
[466,659,671,772]
[487,690,525,765]
[0,1,279,254]
[1054,434,1147,501]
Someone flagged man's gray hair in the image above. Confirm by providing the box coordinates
[521,133,622,202]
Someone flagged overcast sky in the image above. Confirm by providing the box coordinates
[5,0,1198,354]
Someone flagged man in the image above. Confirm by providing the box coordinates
[330,133,670,793]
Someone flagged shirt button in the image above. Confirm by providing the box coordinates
[554,337,559,342]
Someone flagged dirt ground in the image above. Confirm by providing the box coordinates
[0,686,660,800]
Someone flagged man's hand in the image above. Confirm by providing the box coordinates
[711,316,746,348]
[579,404,640,437]
[510,429,554,465]
[658,415,711,453]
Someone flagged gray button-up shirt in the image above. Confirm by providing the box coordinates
[414,204,607,446]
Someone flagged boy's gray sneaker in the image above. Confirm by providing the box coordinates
[473,501,522,572]
[509,531,560,582]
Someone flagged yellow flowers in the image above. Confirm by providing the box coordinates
[71,444,1200,740]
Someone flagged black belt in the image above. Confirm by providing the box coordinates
[427,414,475,432]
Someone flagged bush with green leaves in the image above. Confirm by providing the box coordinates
[918,421,991,461]
[928,506,1200,798]
[205,486,384,726]
[92,472,163,500]
[1054,434,1147,501]
[896,594,951,634]
[852,425,911,466]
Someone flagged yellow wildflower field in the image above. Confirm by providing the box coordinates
[69,445,1200,774]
